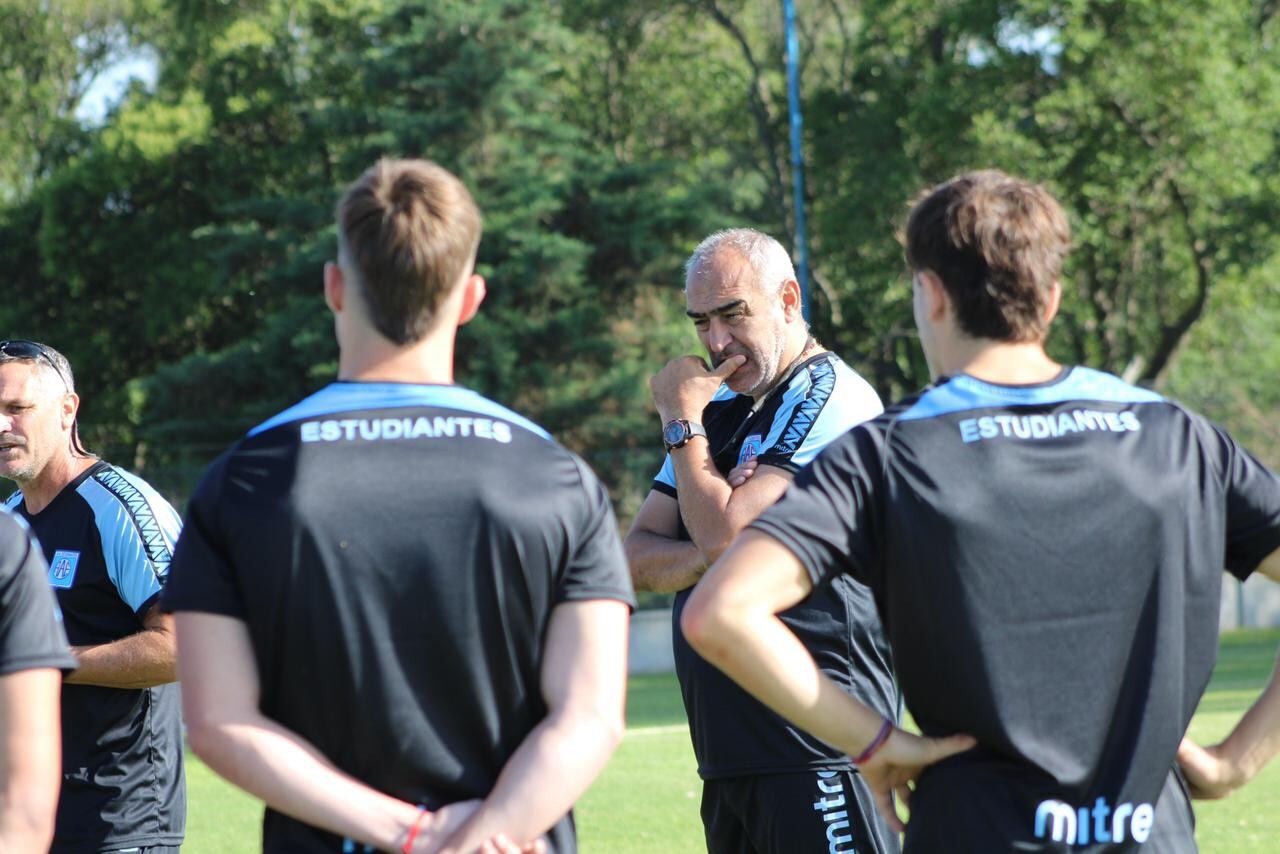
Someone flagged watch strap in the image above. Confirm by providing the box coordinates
[663,419,707,450]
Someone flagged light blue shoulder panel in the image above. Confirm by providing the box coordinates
[248,383,552,441]
[77,467,183,614]
[899,367,1165,422]
[759,357,883,468]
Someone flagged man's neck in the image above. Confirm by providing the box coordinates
[337,330,457,385]
[18,453,96,515]
[940,337,1061,385]
[751,334,820,404]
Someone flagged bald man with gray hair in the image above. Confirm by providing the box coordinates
[624,229,900,853]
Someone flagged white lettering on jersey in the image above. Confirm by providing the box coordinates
[958,410,1141,444]
[300,417,514,444]
[1033,797,1154,846]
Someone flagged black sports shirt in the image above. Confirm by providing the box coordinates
[753,367,1280,852]
[7,461,186,853]
[163,381,636,854]
[0,510,77,675]
[652,352,897,779]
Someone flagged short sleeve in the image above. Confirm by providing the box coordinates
[79,468,183,615]
[750,423,888,590]
[1203,421,1280,579]
[651,454,677,499]
[756,359,883,473]
[558,458,637,609]
[163,457,248,618]
[0,513,77,675]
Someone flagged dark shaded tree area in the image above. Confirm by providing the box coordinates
[3,0,1277,511]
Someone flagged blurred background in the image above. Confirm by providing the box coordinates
[3,0,1277,621]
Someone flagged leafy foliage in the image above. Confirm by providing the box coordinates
[2,0,1276,514]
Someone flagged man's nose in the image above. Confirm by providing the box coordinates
[706,319,734,355]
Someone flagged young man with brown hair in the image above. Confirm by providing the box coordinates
[682,170,1280,851]
[163,158,634,853]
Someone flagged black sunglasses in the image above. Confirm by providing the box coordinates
[0,340,71,391]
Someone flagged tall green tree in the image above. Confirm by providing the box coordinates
[798,0,1280,399]
[14,0,732,501]
[0,0,161,200]
[4,0,1276,502]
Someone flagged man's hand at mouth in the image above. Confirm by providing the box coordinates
[649,354,747,423]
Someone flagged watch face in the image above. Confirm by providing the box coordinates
[663,420,687,447]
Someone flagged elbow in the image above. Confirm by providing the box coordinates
[184,720,218,765]
[697,540,729,566]
[146,627,180,686]
[625,564,653,594]
[622,532,640,568]
[183,712,232,767]
[697,518,751,567]
[564,704,625,761]
[679,587,736,668]
[0,793,58,851]
[601,709,626,754]
[592,695,626,753]
[156,662,179,686]
[622,536,651,592]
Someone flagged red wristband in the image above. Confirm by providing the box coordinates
[401,806,429,854]
[852,717,894,765]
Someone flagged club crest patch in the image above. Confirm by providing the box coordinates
[48,550,80,589]
[738,434,763,465]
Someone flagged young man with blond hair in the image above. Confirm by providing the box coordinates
[164,158,634,853]
[683,170,1280,851]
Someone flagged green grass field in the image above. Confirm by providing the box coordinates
[182,629,1280,852]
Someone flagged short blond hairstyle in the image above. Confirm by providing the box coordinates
[336,159,483,344]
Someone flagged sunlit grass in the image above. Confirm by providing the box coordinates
[181,629,1279,852]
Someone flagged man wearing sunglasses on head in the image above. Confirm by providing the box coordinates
[0,340,185,854]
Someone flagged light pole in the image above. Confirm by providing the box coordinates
[783,0,811,322]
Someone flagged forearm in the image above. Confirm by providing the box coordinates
[188,712,421,851]
[67,628,176,688]
[625,531,705,592]
[441,708,623,852]
[1221,649,1280,779]
[0,669,61,852]
[669,442,740,558]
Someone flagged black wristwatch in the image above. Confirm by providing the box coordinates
[662,419,708,451]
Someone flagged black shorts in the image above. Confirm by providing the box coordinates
[700,768,900,854]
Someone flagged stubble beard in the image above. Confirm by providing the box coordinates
[0,460,37,487]
[0,439,41,487]
[739,336,789,398]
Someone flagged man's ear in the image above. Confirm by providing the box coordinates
[773,280,803,323]
[61,393,79,432]
[1043,281,1062,326]
[917,270,950,323]
[779,278,803,321]
[457,274,487,326]
[324,261,344,314]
